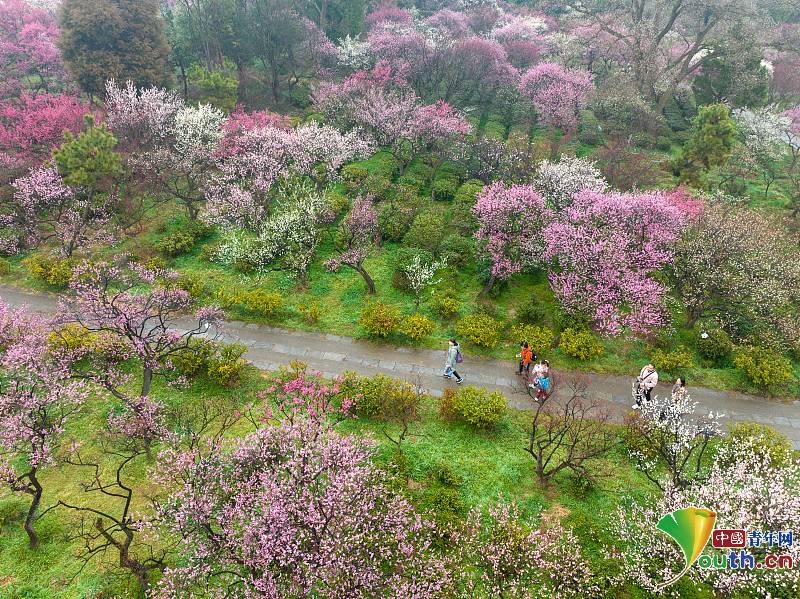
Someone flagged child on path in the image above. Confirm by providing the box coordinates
[517,341,533,375]
[443,338,464,384]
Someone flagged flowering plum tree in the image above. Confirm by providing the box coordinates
[152,418,450,597]
[325,195,379,294]
[454,500,601,597]
[670,201,800,347]
[614,437,800,597]
[0,93,89,169]
[58,260,224,399]
[519,63,593,131]
[543,189,697,336]
[534,155,608,211]
[472,183,549,297]
[626,387,723,493]
[0,0,71,99]
[0,300,86,549]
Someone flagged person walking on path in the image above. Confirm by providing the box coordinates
[517,341,534,375]
[635,363,658,406]
[443,338,464,384]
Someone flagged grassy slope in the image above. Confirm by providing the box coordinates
[0,365,725,598]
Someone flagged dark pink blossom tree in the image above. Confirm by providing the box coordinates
[473,182,549,297]
[325,195,379,294]
[543,189,698,335]
[0,300,86,549]
[0,92,89,169]
[519,63,593,132]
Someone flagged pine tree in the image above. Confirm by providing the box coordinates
[58,0,171,99]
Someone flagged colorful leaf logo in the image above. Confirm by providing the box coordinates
[655,506,717,590]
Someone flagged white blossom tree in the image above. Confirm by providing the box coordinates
[534,155,608,211]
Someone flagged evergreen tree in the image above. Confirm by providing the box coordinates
[58,0,171,98]
[686,104,737,170]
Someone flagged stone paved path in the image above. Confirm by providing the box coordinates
[3,285,799,448]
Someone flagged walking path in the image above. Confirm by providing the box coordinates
[3,285,800,448]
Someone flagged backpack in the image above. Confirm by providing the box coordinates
[455,349,463,363]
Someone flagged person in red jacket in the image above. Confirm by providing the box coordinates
[517,341,533,375]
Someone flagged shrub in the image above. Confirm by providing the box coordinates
[456,314,502,348]
[341,164,369,192]
[360,301,400,337]
[401,313,434,341]
[217,288,282,318]
[509,324,554,354]
[515,301,546,325]
[452,385,506,428]
[22,253,75,288]
[652,345,695,373]
[438,234,473,267]
[721,422,793,468]
[698,328,733,364]
[378,202,415,242]
[403,210,446,253]
[173,339,247,387]
[431,177,459,201]
[155,221,213,257]
[559,328,604,361]
[298,302,321,324]
[733,346,794,390]
[0,258,10,276]
[432,292,460,318]
[177,272,207,299]
[392,247,434,291]
[207,342,248,387]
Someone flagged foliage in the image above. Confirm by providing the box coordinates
[58,0,171,96]
[559,328,604,361]
[451,385,506,429]
[21,253,75,288]
[697,328,733,364]
[456,314,503,348]
[721,422,793,469]
[651,345,695,374]
[510,324,554,354]
[401,313,434,341]
[217,288,283,318]
[733,346,795,391]
[359,301,400,338]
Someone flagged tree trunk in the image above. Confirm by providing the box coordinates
[24,469,42,550]
[478,274,496,299]
[356,265,376,294]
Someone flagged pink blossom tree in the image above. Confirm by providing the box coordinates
[472,182,549,297]
[152,416,450,597]
[0,300,86,549]
[519,63,593,132]
[325,195,379,294]
[1,165,114,256]
[58,260,224,399]
[543,189,696,336]
[0,92,89,169]
[454,500,601,597]
[0,0,71,99]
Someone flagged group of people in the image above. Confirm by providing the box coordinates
[442,339,552,401]
[444,341,689,411]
